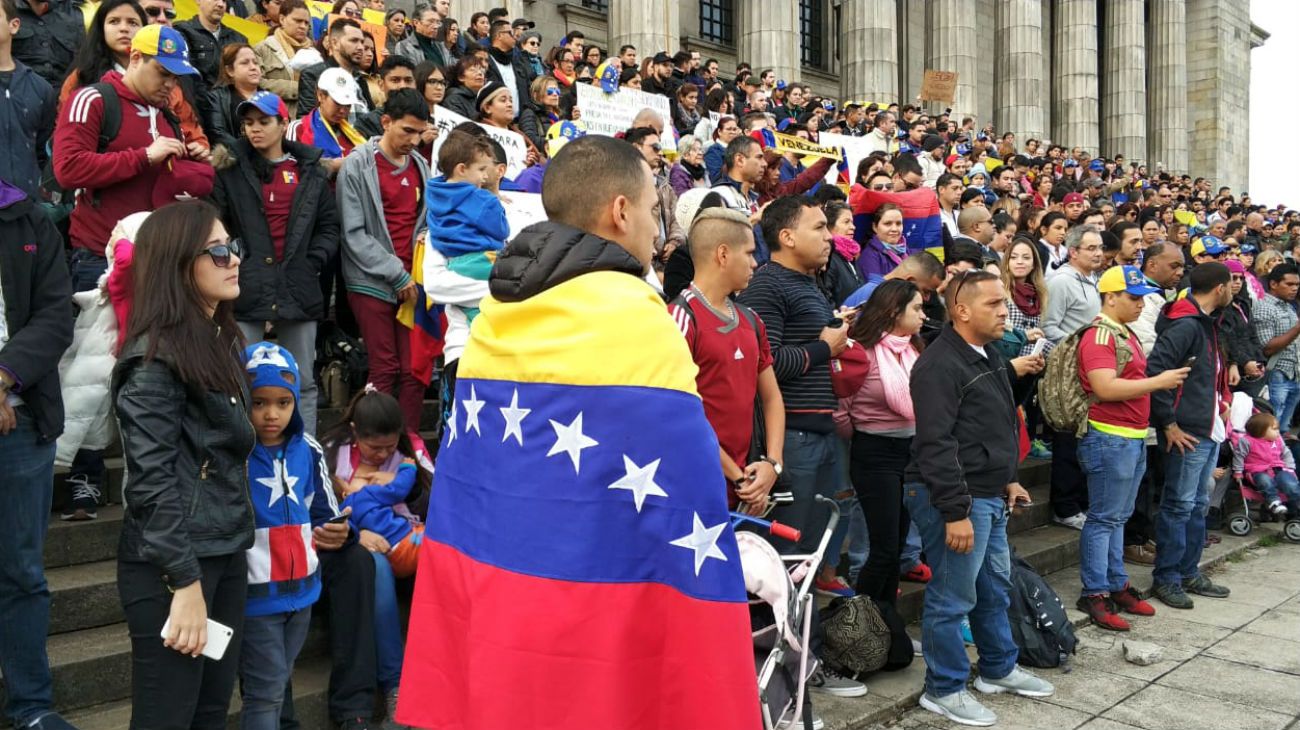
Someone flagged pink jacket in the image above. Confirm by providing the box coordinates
[1232,432,1296,478]
[106,239,135,352]
[833,348,916,439]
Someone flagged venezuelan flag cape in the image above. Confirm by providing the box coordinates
[395,271,760,730]
[851,186,944,258]
[396,235,446,385]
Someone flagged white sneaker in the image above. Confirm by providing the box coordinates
[973,665,1056,698]
[1053,512,1087,530]
[919,690,997,727]
[776,707,824,730]
[1268,500,1289,517]
[808,665,868,697]
[911,638,923,656]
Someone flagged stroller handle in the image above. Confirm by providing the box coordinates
[729,511,803,543]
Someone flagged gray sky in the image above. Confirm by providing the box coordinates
[1249,2,1298,206]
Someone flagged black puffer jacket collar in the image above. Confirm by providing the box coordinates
[489,221,645,302]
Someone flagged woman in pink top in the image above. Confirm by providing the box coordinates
[840,279,926,605]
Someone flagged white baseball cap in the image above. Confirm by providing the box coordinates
[318,67,361,106]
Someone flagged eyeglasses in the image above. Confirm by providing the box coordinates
[545,87,561,96]
[198,240,241,268]
[343,8,362,18]
[868,183,891,191]
[427,78,446,87]
[144,6,177,19]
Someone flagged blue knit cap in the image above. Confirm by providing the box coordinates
[244,342,303,436]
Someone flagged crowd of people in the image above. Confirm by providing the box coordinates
[1,0,1299,727]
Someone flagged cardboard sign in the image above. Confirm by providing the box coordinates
[574,83,677,154]
[428,105,529,180]
[919,70,958,103]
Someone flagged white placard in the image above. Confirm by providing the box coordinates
[575,84,678,153]
[428,104,529,180]
[818,131,874,186]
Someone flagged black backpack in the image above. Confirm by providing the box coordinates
[1007,552,1077,668]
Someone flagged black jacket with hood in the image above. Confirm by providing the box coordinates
[490,220,644,303]
[1147,295,1230,439]
[211,138,340,322]
[0,180,73,442]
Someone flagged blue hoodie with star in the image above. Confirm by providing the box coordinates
[243,342,341,617]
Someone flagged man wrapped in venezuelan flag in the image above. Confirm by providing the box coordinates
[396,136,761,729]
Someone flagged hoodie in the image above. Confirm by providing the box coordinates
[242,342,341,617]
[1146,296,1231,439]
[421,177,510,363]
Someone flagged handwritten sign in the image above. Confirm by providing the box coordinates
[575,83,678,154]
[919,70,958,103]
[428,105,529,180]
[772,132,841,161]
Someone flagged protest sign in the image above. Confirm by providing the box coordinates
[818,131,873,186]
[772,132,841,161]
[428,105,529,180]
[919,70,958,103]
[575,84,677,154]
[499,191,548,239]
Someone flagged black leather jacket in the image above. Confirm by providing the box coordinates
[112,336,255,589]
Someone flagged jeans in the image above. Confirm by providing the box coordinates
[770,429,840,554]
[1078,429,1146,596]
[240,609,312,730]
[905,483,1018,697]
[239,320,319,434]
[0,407,57,725]
[843,501,869,585]
[68,249,108,490]
[849,432,912,603]
[1268,369,1300,433]
[901,521,923,571]
[1249,468,1300,505]
[118,553,247,730]
[1125,445,1163,546]
[371,552,403,693]
[823,438,864,577]
[1153,436,1219,587]
[348,292,425,431]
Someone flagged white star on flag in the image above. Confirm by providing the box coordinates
[669,512,728,576]
[547,412,598,473]
[256,459,300,509]
[446,400,458,445]
[463,385,486,436]
[500,389,530,445]
[607,455,667,512]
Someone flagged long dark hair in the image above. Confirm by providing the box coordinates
[848,279,925,351]
[319,388,431,505]
[68,0,147,91]
[123,200,246,395]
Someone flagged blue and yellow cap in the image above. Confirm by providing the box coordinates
[1098,265,1161,296]
[131,25,199,76]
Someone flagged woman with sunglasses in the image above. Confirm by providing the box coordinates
[330,0,362,19]
[254,0,313,117]
[531,75,565,125]
[441,56,486,119]
[519,30,545,77]
[112,200,254,729]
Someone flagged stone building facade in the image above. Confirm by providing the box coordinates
[480,0,1265,190]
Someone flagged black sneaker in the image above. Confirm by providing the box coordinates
[1184,574,1231,598]
[23,712,79,729]
[1151,582,1194,609]
[61,474,101,521]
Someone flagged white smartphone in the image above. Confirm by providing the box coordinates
[1030,338,1047,357]
[160,618,234,661]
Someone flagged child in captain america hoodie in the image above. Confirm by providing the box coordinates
[240,342,344,728]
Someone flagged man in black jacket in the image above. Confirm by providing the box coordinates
[906,269,1051,727]
[9,0,82,89]
[0,178,75,730]
[297,18,372,119]
[1146,262,1234,609]
[175,0,247,88]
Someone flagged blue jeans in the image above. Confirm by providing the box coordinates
[1153,436,1219,587]
[771,429,840,554]
[1078,430,1146,596]
[371,552,403,692]
[1249,469,1300,506]
[905,483,1018,697]
[240,609,312,730]
[1268,369,1300,431]
[901,521,923,572]
[0,407,57,724]
[825,438,868,579]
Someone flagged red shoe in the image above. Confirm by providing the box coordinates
[1077,594,1131,631]
[1110,584,1157,616]
[901,563,932,583]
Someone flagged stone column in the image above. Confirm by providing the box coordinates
[738,1,799,83]
[840,0,897,101]
[994,0,1046,142]
[926,0,978,120]
[1101,0,1147,162]
[1147,0,1188,174]
[1051,0,1099,154]
[607,0,680,69]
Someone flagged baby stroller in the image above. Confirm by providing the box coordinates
[1224,393,1300,543]
[733,495,841,730]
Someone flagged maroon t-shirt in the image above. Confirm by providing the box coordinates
[375,151,421,270]
[262,158,300,261]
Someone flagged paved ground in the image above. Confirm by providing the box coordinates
[878,543,1300,730]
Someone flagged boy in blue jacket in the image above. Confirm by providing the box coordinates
[240,342,345,730]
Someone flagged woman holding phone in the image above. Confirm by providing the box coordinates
[112,201,255,728]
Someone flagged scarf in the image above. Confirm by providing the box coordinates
[682,159,706,182]
[523,51,544,77]
[875,235,906,260]
[833,234,860,261]
[553,69,575,87]
[301,109,366,159]
[874,334,918,421]
[274,27,313,61]
[1012,281,1041,317]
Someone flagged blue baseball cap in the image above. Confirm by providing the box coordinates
[1063,158,1078,168]
[596,59,620,93]
[131,25,199,76]
[237,90,288,119]
[1098,265,1161,297]
[1088,159,1106,172]
[1192,236,1227,256]
[775,79,787,90]
[1241,243,1258,254]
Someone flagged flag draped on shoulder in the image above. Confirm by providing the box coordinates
[851,186,944,258]
[396,234,446,385]
[396,268,760,730]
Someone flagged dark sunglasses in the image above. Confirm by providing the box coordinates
[545,87,561,96]
[868,183,890,191]
[198,240,242,268]
[343,8,362,18]
[144,6,178,19]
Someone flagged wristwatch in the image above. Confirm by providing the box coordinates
[760,456,783,476]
